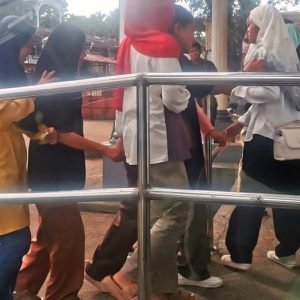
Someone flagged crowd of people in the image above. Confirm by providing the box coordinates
[1,1,300,300]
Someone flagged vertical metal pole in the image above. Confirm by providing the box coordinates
[137,77,151,300]
[203,95,213,184]
[203,95,214,249]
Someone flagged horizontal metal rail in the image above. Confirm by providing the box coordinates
[1,72,300,99]
[147,188,300,209]
[1,187,300,209]
[0,188,138,204]
[0,74,138,99]
[144,72,300,86]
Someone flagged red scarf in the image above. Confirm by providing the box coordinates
[113,0,181,111]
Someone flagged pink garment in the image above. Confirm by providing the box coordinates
[195,101,214,137]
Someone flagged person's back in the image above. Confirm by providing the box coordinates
[26,92,85,191]
[15,23,86,300]
[120,46,191,166]
[19,23,86,192]
[85,2,199,299]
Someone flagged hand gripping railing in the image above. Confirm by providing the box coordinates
[2,72,300,299]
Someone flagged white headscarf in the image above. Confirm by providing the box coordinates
[244,5,300,109]
[245,5,300,71]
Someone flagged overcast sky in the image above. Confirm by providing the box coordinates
[66,0,299,17]
[66,0,119,16]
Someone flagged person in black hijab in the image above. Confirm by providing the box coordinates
[0,15,35,300]
[15,23,88,300]
[0,15,35,87]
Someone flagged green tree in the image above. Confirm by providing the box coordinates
[178,0,300,70]
[105,9,120,40]
[0,0,32,21]
[66,9,119,39]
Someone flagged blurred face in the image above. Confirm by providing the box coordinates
[173,22,196,53]
[189,47,201,62]
[19,37,34,64]
[246,19,260,44]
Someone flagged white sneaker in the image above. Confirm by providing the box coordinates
[13,292,43,300]
[221,255,251,271]
[178,274,223,288]
[267,251,298,269]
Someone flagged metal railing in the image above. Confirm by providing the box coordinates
[1,72,300,299]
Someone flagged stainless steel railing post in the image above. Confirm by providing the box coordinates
[137,76,151,300]
[203,95,213,185]
[203,95,214,249]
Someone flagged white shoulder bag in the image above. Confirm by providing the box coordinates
[273,86,300,161]
[274,120,300,161]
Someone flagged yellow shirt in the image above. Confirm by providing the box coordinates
[0,98,34,235]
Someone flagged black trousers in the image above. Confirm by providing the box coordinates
[226,206,300,263]
[86,163,137,281]
[226,135,300,264]
[86,199,138,280]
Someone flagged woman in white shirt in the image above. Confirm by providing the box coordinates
[221,5,300,271]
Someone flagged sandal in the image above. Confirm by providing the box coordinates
[101,276,138,300]
[168,288,203,300]
[84,261,108,293]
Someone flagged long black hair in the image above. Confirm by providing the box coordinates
[0,15,35,87]
[35,22,85,82]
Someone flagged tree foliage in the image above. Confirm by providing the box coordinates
[178,0,300,70]
[0,0,31,21]
[0,0,119,38]
[65,9,119,39]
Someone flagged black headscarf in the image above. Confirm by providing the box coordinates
[19,22,86,133]
[0,15,35,88]
[34,22,85,82]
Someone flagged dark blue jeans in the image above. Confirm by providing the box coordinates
[0,227,31,300]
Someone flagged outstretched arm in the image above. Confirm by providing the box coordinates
[58,133,125,161]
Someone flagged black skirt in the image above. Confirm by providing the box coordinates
[242,134,300,194]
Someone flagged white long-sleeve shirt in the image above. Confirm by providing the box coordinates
[232,86,300,142]
[116,46,191,165]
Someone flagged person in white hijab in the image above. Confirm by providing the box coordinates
[222,5,300,271]
[245,5,299,69]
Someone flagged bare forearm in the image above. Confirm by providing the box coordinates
[58,132,106,153]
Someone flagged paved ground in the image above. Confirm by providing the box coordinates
[26,120,300,299]
[29,206,300,300]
